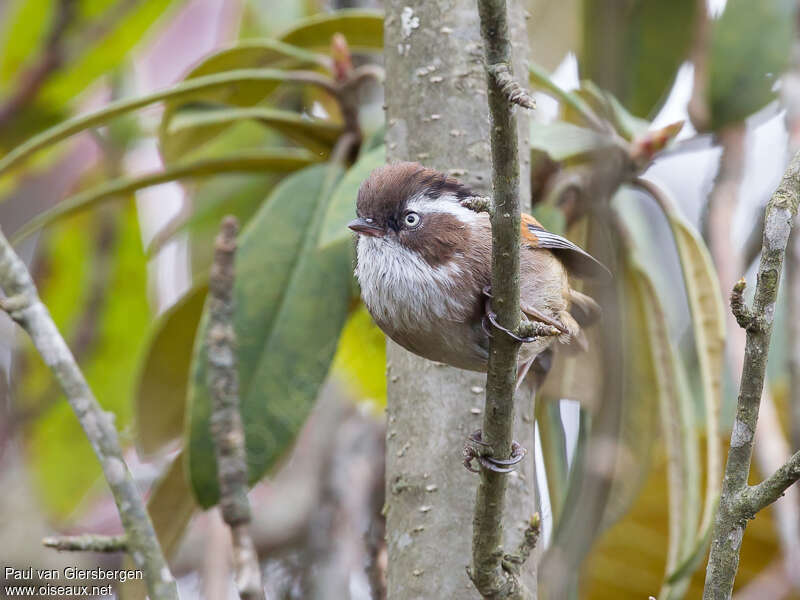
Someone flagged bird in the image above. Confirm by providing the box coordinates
[349,161,607,370]
[348,162,608,470]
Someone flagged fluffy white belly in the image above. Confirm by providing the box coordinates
[355,236,489,370]
[356,236,470,329]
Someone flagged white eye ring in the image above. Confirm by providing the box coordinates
[404,212,421,227]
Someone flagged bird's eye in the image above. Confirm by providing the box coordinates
[404,212,421,228]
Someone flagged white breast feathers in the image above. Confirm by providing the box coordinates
[355,235,469,330]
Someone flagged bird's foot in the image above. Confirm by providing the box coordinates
[481,286,562,342]
[463,429,527,473]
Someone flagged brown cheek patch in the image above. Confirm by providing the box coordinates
[403,213,469,267]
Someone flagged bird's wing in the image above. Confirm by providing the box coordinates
[520,213,611,280]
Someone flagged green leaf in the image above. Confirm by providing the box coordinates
[185,39,330,77]
[581,0,695,118]
[530,203,566,235]
[12,148,320,243]
[0,0,52,90]
[529,121,614,162]
[331,303,386,409]
[318,144,385,248]
[0,69,325,177]
[157,40,332,163]
[665,522,713,585]
[0,0,178,149]
[40,0,178,106]
[627,259,701,596]
[638,178,725,555]
[134,285,207,458]
[709,0,795,129]
[163,106,342,161]
[528,62,602,129]
[277,9,384,53]
[150,174,277,270]
[186,163,353,507]
[599,257,661,530]
[360,123,386,156]
[575,80,651,141]
[146,453,196,558]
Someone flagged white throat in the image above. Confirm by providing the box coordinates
[355,235,468,331]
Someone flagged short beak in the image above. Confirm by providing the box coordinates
[348,217,384,237]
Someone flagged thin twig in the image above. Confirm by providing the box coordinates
[469,1,535,598]
[703,150,800,599]
[0,229,177,600]
[207,216,266,600]
[736,450,800,518]
[500,514,541,577]
[43,534,127,553]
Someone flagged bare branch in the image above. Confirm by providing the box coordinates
[469,0,534,598]
[703,149,800,599]
[0,229,177,600]
[207,216,266,600]
[43,534,127,553]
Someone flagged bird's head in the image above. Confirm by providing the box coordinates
[348,162,484,267]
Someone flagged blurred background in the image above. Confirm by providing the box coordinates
[0,0,799,598]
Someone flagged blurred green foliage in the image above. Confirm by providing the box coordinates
[24,205,149,516]
[0,0,182,150]
[2,1,799,597]
[581,0,695,118]
[709,0,795,129]
[332,303,387,409]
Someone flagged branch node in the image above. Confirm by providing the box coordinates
[488,63,536,110]
[730,277,757,330]
[0,292,34,318]
[461,196,493,214]
[516,320,561,340]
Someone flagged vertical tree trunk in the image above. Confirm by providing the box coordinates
[383,2,533,598]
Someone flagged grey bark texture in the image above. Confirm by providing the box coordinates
[383,2,534,598]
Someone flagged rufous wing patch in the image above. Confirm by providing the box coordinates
[520,213,611,280]
[520,213,541,245]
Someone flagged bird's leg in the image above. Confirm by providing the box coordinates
[482,285,564,342]
[463,429,527,473]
